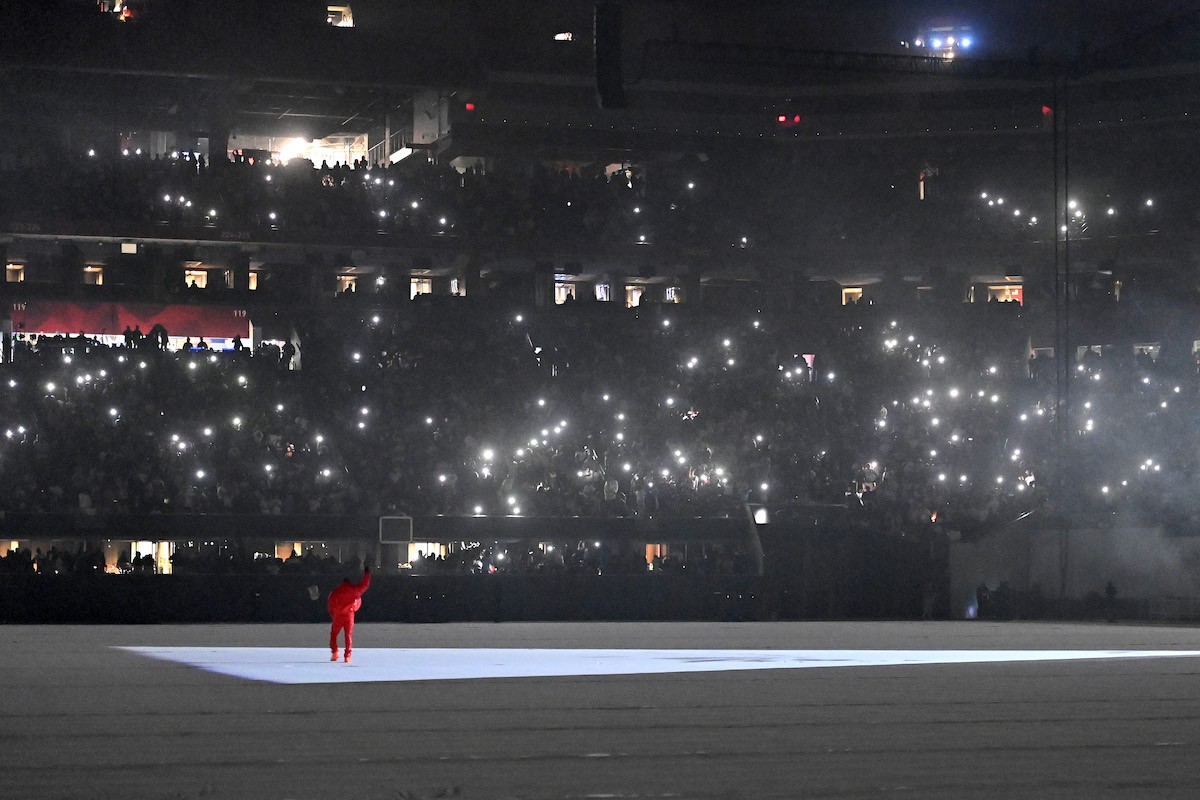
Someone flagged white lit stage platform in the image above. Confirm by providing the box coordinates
[121,645,1200,685]
[8,621,1200,798]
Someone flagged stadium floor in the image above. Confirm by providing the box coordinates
[5,621,1200,799]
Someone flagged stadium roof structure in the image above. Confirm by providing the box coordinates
[2,3,1200,147]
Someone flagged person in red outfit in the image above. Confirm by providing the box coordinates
[328,563,371,663]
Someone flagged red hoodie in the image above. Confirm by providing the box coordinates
[327,568,371,616]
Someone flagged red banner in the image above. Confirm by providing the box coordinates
[8,301,251,339]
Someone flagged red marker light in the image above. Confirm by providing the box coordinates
[465,102,476,112]
[792,115,801,123]
[776,114,787,123]
[1041,105,1053,116]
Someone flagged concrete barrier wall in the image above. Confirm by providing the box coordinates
[0,570,932,624]
[0,574,772,624]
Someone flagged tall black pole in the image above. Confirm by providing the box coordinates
[1053,75,1072,599]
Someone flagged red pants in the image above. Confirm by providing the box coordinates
[329,612,355,654]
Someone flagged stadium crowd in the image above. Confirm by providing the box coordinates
[2,296,1198,562]
[13,141,1186,259]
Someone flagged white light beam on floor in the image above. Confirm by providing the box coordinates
[118,647,1200,685]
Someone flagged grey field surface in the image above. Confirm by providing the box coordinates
[4,621,1200,799]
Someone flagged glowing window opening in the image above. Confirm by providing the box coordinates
[326,5,353,27]
[554,282,576,304]
[986,283,1023,305]
[410,277,433,299]
[184,269,209,290]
